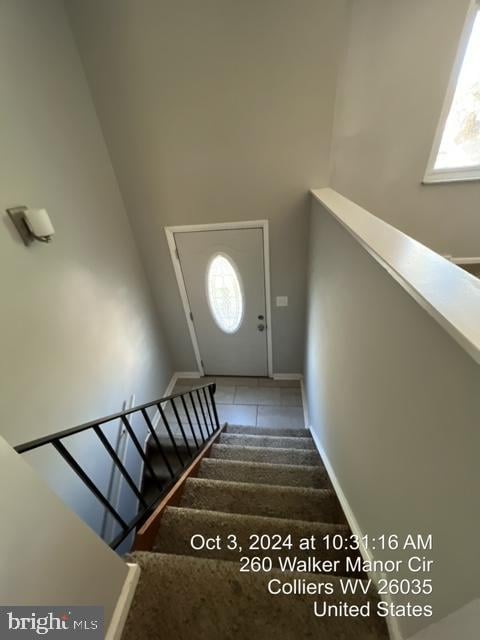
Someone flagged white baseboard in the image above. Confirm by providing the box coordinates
[105,562,140,640]
[272,373,303,380]
[109,371,194,546]
[451,256,480,265]
[408,599,480,640]
[164,373,179,395]
[140,371,177,512]
[275,373,309,431]
[144,370,201,445]
[308,427,370,560]
[174,371,201,379]
[299,379,309,430]
[308,426,403,640]
[144,372,177,448]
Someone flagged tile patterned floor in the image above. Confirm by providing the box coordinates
[173,377,305,430]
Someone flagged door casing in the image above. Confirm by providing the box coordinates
[165,220,273,377]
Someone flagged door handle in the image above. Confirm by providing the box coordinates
[257,323,265,332]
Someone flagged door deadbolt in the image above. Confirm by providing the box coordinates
[257,323,265,332]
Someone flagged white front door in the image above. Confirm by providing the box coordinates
[174,227,268,376]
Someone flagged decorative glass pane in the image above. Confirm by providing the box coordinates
[434,9,480,170]
[207,254,244,333]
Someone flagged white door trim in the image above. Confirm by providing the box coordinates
[105,563,141,640]
[165,221,273,377]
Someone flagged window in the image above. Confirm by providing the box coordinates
[206,254,244,333]
[425,1,480,183]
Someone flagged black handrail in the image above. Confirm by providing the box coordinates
[15,383,216,453]
[15,382,222,550]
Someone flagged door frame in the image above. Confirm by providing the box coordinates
[165,220,273,377]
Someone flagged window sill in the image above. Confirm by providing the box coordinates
[422,170,480,185]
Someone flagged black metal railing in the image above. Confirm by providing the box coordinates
[15,383,221,550]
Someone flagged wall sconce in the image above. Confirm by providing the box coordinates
[7,206,55,245]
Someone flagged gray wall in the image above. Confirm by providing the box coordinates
[0,0,172,539]
[330,0,480,256]
[23,407,156,548]
[304,198,480,637]
[0,0,172,448]
[410,599,480,640]
[0,435,128,628]
[66,0,349,373]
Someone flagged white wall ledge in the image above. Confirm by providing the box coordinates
[311,188,480,365]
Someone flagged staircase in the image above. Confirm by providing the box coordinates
[124,424,388,639]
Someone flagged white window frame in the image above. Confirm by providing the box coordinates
[205,252,245,335]
[424,0,480,184]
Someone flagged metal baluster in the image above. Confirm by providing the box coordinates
[188,392,205,443]
[93,425,148,508]
[121,416,164,491]
[202,387,215,432]
[208,383,221,430]
[156,403,184,467]
[180,395,199,449]
[52,439,128,530]
[140,409,174,478]
[170,398,193,457]
[195,389,211,436]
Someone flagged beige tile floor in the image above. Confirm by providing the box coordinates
[172,377,305,429]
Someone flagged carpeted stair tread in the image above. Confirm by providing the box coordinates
[219,432,316,450]
[210,443,321,466]
[226,424,312,438]
[154,506,365,576]
[198,457,330,489]
[179,477,346,523]
[123,552,388,640]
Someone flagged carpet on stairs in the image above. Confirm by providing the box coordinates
[123,423,389,640]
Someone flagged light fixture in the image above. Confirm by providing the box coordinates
[7,206,55,245]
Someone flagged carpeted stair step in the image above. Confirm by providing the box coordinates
[219,433,316,450]
[123,552,388,640]
[210,443,321,466]
[197,458,330,489]
[226,424,311,439]
[154,506,364,576]
[179,477,346,523]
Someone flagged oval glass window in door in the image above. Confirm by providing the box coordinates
[206,254,244,333]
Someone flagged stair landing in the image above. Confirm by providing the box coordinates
[169,376,305,429]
